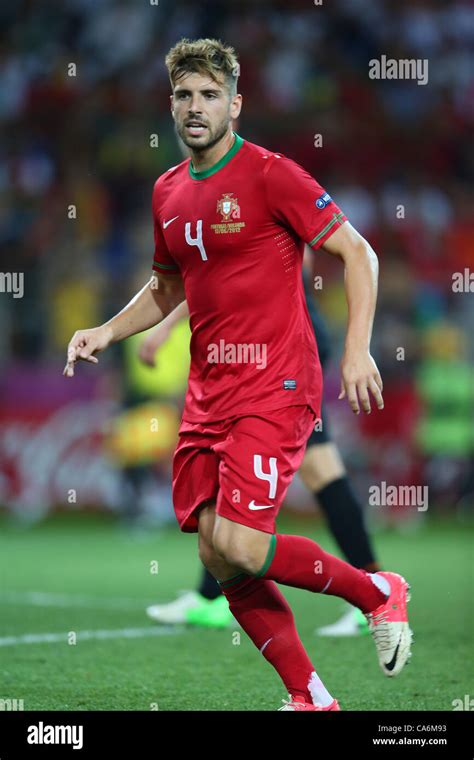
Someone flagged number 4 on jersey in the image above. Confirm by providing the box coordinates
[185,220,208,261]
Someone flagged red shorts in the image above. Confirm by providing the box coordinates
[172,405,317,534]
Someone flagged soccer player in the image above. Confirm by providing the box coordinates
[64,38,412,710]
[142,263,380,636]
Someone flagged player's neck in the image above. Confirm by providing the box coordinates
[189,130,236,173]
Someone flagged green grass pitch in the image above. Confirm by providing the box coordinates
[0,513,472,711]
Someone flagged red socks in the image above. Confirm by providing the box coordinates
[257,534,386,613]
[217,532,387,704]
[219,574,317,703]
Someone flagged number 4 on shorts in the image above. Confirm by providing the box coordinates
[253,454,278,499]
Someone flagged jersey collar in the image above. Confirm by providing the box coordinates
[188,132,244,180]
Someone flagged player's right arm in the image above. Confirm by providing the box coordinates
[64,175,185,377]
[63,271,185,377]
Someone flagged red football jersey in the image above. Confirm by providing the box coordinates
[152,132,347,422]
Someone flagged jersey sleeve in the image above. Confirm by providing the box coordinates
[151,180,181,275]
[263,155,347,250]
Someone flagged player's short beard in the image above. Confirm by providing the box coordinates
[177,115,231,153]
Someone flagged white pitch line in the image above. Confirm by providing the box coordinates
[0,626,185,647]
[0,591,158,611]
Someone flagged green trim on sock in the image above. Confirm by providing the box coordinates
[255,534,277,578]
[218,572,247,589]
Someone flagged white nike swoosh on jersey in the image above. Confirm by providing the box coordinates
[248,501,275,511]
[163,215,179,229]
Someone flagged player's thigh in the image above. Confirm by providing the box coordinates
[299,441,346,492]
[172,426,221,533]
[197,500,217,552]
[214,405,315,535]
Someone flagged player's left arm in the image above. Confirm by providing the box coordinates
[321,221,383,415]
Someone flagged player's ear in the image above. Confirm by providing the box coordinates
[231,93,242,120]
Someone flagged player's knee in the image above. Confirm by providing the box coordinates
[212,530,257,574]
[198,534,218,569]
[212,529,237,564]
[298,451,320,491]
[300,443,346,492]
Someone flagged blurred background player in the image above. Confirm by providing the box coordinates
[144,250,381,636]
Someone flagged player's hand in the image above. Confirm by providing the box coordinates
[338,351,384,414]
[137,327,169,368]
[63,325,113,378]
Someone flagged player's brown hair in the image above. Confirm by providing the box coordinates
[165,38,240,96]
